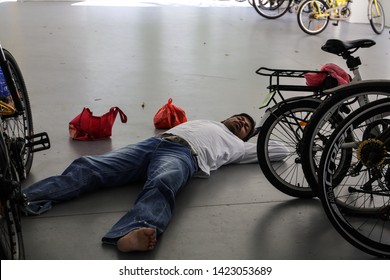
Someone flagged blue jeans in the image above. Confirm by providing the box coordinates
[22,137,198,245]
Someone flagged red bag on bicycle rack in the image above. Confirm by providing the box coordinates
[69,106,127,140]
[304,63,350,87]
[153,98,187,129]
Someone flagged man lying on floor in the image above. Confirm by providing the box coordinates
[22,113,288,252]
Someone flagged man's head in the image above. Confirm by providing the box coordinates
[222,113,256,142]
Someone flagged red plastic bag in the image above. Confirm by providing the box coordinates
[153,98,187,129]
[304,63,350,87]
[321,63,350,85]
[304,72,328,87]
[69,107,127,140]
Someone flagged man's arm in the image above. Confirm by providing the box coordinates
[238,141,289,164]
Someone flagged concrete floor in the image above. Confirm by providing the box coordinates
[1,0,390,260]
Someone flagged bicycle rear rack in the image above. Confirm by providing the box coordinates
[256,67,335,108]
[256,67,330,92]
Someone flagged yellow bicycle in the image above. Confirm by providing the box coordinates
[297,0,385,35]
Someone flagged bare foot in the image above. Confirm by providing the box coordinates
[117,228,157,252]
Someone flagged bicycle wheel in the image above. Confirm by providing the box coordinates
[2,49,34,176]
[252,0,292,19]
[0,135,25,259]
[301,80,390,193]
[368,0,385,34]
[297,0,329,35]
[257,97,321,198]
[318,99,390,258]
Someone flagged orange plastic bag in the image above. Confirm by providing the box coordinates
[153,98,187,129]
[69,107,127,140]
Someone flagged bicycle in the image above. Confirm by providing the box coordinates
[297,0,385,35]
[300,39,390,196]
[318,96,390,258]
[0,44,50,259]
[255,38,376,198]
[252,0,302,19]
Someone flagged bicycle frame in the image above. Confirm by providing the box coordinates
[368,0,381,20]
[311,0,352,21]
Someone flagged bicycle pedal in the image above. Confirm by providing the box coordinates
[26,132,51,153]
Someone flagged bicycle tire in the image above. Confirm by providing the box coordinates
[318,98,390,258]
[257,97,321,198]
[0,196,25,260]
[252,0,292,19]
[301,80,390,193]
[2,49,34,176]
[368,0,385,34]
[297,0,329,35]
[0,133,25,260]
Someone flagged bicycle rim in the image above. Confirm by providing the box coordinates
[319,99,390,258]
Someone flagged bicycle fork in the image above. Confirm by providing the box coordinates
[368,0,381,20]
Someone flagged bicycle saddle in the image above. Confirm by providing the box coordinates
[321,39,376,56]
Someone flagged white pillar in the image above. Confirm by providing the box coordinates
[348,0,367,23]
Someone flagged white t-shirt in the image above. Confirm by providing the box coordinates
[166,120,288,177]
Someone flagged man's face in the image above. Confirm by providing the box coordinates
[222,115,253,140]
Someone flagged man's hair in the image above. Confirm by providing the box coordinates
[231,113,256,142]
